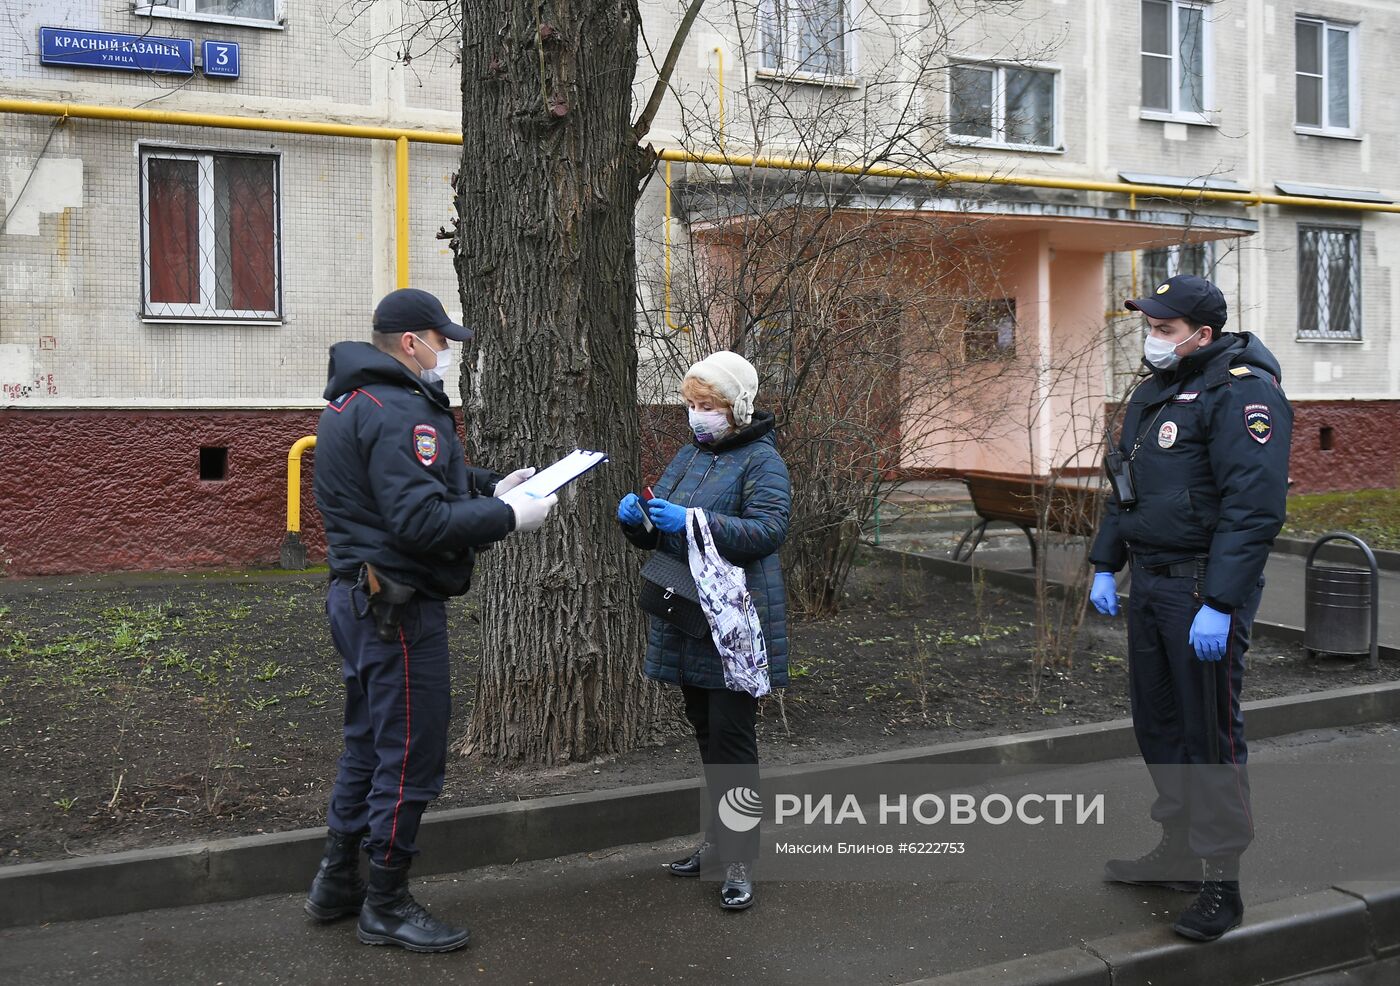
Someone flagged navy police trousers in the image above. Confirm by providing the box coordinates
[1127,564,1261,861]
[325,578,451,867]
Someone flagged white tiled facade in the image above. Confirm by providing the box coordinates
[2,0,1397,411]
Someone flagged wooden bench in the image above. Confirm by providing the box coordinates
[952,470,1106,567]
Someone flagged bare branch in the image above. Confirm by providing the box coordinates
[632,0,709,142]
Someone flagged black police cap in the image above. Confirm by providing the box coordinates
[1125,274,1228,329]
[371,288,473,342]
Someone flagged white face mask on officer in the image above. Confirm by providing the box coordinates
[1143,326,1204,371]
[410,334,452,384]
[688,408,733,444]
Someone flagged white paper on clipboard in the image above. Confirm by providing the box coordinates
[511,449,608,498]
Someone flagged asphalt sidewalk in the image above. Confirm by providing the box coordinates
[877,483,1399,652]
[3,722,1398,986]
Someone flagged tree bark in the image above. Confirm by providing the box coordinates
[455,0,667,762]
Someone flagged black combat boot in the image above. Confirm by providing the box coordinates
[356,860,471,953]
[304,829,366,922]
[1103,826,1202,892]
[1172,858,1244,942]
[665,840,712,877]
[719,862,754,911]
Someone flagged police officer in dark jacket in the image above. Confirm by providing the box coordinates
[1089,274,1292,943]
[304,288,557,952]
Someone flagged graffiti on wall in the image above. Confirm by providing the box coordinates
[3,375,58,400]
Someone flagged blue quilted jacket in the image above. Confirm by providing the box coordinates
[622,411,791,689]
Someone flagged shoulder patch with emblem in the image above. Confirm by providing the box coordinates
[413,424,439,466]
[1244,403,1272,444]
[1230,366,1254,377]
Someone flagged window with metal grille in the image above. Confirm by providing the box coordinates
[141,149,281,321]
[1141,0,1209,119]
[1298,226,1361,341]
[135,0,280,27]
[1295,17,1356,135]
[949,63,1057,149]
[759,0,852,78]
[964,298,1016,361]
[1141,242,1213,291]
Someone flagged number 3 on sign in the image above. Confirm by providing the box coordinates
[202,40,240,79]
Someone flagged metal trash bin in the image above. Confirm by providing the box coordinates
[1304,531,1379,669]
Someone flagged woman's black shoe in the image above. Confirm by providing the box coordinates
[720,862,754,910]
[665,841,711,877]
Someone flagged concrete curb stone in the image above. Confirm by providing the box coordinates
[3,684,1400,931]
[903,885,1389,986]
[882,545,1400,659]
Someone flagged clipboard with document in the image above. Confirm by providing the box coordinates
[509,449,608,498]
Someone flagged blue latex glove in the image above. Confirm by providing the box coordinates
[647,497,687,534]
[1089,572,1120,617]
[617,493,645,526]
[1189,604,1231,661]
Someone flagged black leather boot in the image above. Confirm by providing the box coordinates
[356,860,471,953]
[720,862,754,911]
[1172,859,1244,942]
[304,829,366,922]
[1103,826,1202,892]
[665,841,711,877]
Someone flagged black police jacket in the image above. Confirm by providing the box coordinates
[313,341,514,599]
[1089,332,1293,612]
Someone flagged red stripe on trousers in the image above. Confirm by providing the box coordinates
[383,627,413,865]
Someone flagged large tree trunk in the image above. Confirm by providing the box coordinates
[454,0,666,762]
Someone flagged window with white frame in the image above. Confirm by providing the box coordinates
[135,0,281,27]
[1295,17,1357,134]
[1298,225,1361,341]
[759,0,852,78]
[141,148,282,321]
[1141,241,1214,289]
[949,62,1057,148]
[1141,0,1209,119]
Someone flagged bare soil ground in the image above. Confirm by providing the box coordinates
[1,550,1390,866]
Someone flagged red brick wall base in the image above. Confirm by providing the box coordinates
[0,409,329,577]
[1287,400,1400,494]
[0,399,1393,576]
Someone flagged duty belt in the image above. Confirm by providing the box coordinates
[1132,554,1208,580]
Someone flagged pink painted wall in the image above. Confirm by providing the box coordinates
[905,231,1052,475]
[1042,248,1110,473]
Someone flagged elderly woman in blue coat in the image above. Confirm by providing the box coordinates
[617,351,791,912]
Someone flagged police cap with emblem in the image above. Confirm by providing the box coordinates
[372,288,474,341]
[1125,273,1228,329]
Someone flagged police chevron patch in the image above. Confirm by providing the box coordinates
[413,424,439,465]
[1243,403,1272,444]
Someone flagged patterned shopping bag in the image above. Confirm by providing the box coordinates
[685,509,771,698]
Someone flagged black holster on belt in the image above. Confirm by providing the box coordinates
[355,563,417,642]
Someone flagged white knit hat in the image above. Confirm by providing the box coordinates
[684,351,759,427]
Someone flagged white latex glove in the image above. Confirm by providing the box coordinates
[493,467,536,497]
[499,488,558,534]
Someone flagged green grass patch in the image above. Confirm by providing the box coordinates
[1285,488,1400,551]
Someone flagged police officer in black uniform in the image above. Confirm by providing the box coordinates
[303,288,557,952]
[1089,274,1292,942]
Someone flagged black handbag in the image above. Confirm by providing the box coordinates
[639,552,709,638]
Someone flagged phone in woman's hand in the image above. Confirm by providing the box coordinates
[639,486,656,532]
